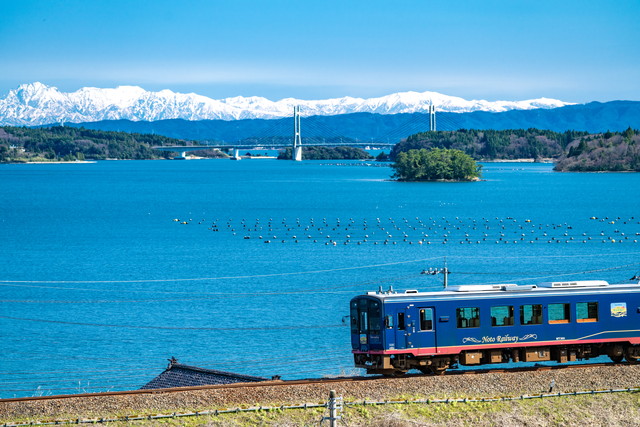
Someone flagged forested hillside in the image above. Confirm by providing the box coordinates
[554,128,640,171]
[0,126,192,161]
[391,129,588,161]
[392,128,640,172]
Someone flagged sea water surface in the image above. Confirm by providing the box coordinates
[0,159,639,398]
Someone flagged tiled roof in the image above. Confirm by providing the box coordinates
[141,358,267,390]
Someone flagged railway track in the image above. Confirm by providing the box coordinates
[0,361,628,404]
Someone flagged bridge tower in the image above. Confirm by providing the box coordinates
[429,103,436,132]
[293,105,302,161]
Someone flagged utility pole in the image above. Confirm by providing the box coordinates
[421,257,449,289]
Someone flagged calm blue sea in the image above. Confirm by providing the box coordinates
[1,159,639,398]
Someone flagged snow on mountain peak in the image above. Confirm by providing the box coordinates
[0,83,574,126]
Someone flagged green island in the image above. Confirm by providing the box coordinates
[392,148,481,181]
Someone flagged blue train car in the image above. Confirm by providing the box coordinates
[350,280,640,375]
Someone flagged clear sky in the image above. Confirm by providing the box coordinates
[0,0,638,103]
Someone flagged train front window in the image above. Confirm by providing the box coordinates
[491,306,514,326]
[456,307,480,328]
[549,303,570,324]
[358,299,368,333]
[577,302,598,323]
[359,311,368,333]
[419,308,433,331]
[520,304,543,325]
[355,299,383,334]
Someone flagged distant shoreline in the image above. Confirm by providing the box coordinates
[3,157,555,164]
[4,160,97,164]
[482,158,554,163]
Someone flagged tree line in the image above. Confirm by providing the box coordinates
[2,125,638,172]
[391,128,588,161]
[0,126,191,162]
[391,128,640,172]
[277,146,373,160]
[554,127,640,171]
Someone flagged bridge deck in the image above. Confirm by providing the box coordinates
[153,143,395,151]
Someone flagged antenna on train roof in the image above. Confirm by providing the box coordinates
[631,274,640,284]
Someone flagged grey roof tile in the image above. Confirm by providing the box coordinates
[141,358,267,390]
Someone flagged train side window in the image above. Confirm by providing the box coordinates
[520,304,543,325]
[457,307,480,328]
[385,315,394,329]
[576,302,598,323]
[491,306,514,326]
[419,308,433,331]
[549,303,571,324]
[398,313,406,330]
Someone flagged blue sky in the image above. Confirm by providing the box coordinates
[0,0,638,102]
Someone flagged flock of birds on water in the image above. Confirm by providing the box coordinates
[172,216,640,246]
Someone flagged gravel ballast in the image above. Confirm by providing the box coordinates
[2,364,640,422]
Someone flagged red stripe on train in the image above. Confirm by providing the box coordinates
[353,337,640,356]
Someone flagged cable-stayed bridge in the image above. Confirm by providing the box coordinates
[154,105,461,160]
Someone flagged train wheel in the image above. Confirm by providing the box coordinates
[390,370,407,377]
[609,354,624,363]
[625,346,640,364]
[430,366,448,375]
[419,365,448,375]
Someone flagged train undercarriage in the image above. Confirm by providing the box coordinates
[354,342,640,376]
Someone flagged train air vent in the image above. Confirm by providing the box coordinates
[537,280,609,288]
[405,290,419,293]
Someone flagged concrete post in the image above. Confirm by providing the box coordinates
[429,104,437,132]
[293,105,302,161]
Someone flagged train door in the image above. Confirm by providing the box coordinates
[384,311,396,350]
[404,305,437,352]
[394,305,411,350]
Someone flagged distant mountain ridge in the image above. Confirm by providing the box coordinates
[0,82,572,126]
[63,101,640,143]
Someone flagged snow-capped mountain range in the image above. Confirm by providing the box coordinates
[0,82,573,126]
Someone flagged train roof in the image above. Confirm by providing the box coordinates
[357,280,640,302]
